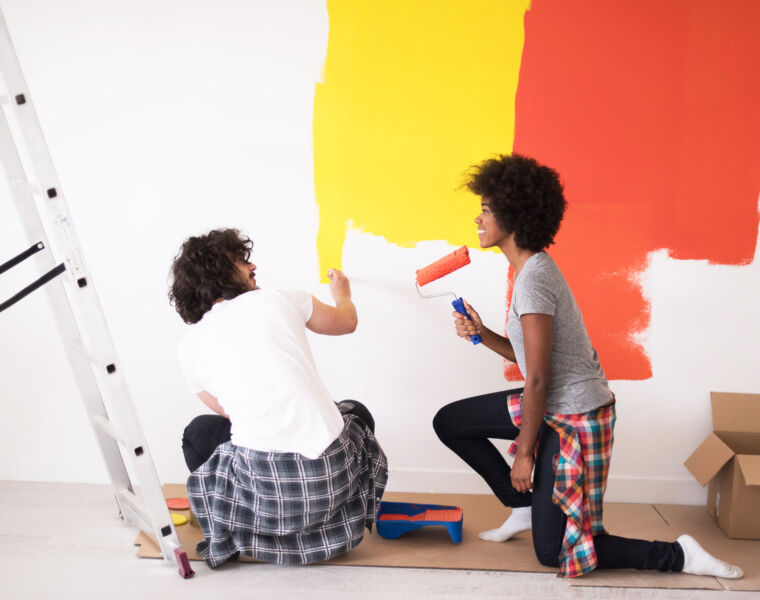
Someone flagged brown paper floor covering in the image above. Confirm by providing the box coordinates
[135,484,759,591]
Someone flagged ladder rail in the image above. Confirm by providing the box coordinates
[0,108,135,505]
[0,9,192,578]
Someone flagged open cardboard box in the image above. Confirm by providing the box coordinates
[685,392,760,539]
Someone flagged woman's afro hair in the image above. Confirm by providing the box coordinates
[466,153,566,252]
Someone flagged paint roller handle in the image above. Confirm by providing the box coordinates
[452,298,482,345]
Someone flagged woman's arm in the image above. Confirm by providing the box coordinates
[478,326,518,362]
[452,300,517,362]
[510,312,553,493]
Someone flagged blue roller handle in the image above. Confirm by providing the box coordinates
[452,297,482,345]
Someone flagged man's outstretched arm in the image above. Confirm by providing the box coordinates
[306,269,357,335]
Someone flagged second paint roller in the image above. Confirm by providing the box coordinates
[415,246,482,345]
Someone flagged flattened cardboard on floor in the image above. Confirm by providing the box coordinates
[137,487,554,573]
[684,392,760,539]
[655,504,760,592]
[135,486,754,590]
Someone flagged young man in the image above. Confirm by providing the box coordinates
[169,228,387,567]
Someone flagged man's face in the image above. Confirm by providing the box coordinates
[234,259,258,290]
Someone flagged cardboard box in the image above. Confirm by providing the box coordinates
[684,392,760,539]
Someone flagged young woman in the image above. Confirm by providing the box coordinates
[433,154,743,579]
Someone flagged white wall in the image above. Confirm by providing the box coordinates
[1,0,758,505]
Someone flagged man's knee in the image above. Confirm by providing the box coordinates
[338,400,375,433]
[182,414,231,472]
[182,414,231,447]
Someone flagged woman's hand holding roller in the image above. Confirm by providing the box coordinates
[452,301,517,362]
[452,300,482,340]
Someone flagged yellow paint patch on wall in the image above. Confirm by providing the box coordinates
[314,0,530,280]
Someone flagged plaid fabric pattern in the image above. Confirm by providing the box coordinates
[186,413,388,567]
[506,392,616,578]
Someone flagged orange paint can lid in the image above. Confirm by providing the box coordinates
[166,497,190,510]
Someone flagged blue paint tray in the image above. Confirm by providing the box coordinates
[376,501,463,543]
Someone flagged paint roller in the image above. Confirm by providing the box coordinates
[415,246,482,345]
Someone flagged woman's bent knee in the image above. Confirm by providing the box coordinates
[432,405,453,440]
[533,528,562,568]
[535,548,560,568]
[533,542,561,568]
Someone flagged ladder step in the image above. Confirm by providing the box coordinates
[8,178,37,194]
[92,415,127,447]
[116,488,180,560]
[67,340,100,365]
[116,488,154,528]
[67,342,119,377]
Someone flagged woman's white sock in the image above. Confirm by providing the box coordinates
[478,506,532,542]
[678,535,743,579]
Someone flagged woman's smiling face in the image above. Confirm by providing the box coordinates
[475,198,508,249]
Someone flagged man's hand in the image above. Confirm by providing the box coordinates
[307,269,357,335]
[511,451,534,493]
[327,268,351,304]
[452,299,483,341]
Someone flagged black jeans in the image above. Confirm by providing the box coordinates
[182,399,375,473]
[433,389,684,572]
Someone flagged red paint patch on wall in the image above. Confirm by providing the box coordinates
[506,0,760,381]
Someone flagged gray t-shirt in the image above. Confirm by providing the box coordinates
[505,252,612,414]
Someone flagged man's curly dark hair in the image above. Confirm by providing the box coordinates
[169,228,253,324]
[466,153,566,252]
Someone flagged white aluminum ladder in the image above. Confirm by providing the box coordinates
[0,9,193,578]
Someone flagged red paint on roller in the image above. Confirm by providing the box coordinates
[416,246,471,286]
[379,507,463,522]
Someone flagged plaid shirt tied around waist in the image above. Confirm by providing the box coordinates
[506,393,616,578]
[187,413,388,567]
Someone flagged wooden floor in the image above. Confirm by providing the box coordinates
[1,481,756,600]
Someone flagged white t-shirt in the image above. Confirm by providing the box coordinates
[177,289,344,459]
